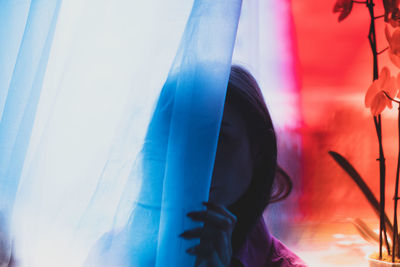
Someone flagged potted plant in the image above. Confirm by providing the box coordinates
[332,0,400,265]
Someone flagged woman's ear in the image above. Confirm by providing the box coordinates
[270,165,293,203]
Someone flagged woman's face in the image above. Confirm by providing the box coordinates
[209,101,254,207]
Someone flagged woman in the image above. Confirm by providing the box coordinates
[8,66,307,267]
[179,65,307,267]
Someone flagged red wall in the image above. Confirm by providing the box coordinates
[292,0,400,223]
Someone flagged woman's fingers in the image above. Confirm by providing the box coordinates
[179,227,203,239]
[182,218,232,265]
[202,202,236,225]
[187,243,224,267]
[210,227,231,264]
[179,224,231,256]
[181,203,235,266]
[187,210,232,230]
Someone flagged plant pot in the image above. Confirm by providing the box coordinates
[368,255,400,267]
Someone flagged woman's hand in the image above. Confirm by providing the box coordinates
[179,202,237,267]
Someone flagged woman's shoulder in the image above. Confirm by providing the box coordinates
[233,217,308,267]
[269,236,308,267]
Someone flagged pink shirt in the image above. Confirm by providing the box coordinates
[234,217,308,267]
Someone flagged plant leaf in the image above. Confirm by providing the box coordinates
[328,151,394,238]
[350,218,380,244]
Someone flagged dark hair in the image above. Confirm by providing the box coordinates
[225,65,292,253]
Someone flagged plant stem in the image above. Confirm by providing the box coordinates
[378,47,389,55]
[367,0,389,259]
[374,115,391,257]
[374,115,390,258]
[383,91,400,104]
[392,105,400,262]
[367,1,379,80]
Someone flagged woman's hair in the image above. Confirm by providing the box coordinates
[226,65,292,253]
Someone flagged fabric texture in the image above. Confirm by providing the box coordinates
[234,217,307,267]
[0,0,62,216]
[0,0,300,266]
[83,1,243,266]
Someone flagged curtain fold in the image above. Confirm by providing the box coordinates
[0,0,62,216]
[84,0,242,266]
[0,0,31,120]
[155,1,242,266]
[0,0,301,266]
[0,0,302,264]
[3,0,242,266]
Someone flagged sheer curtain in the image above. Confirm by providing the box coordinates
[1,0,300,266]
[2,0,242,266]
[0,1,62,263]
[0,0,62,218]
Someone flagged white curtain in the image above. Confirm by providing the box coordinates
[3,0,242,266]
[0,1,62,263]
[0,0,299,266]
